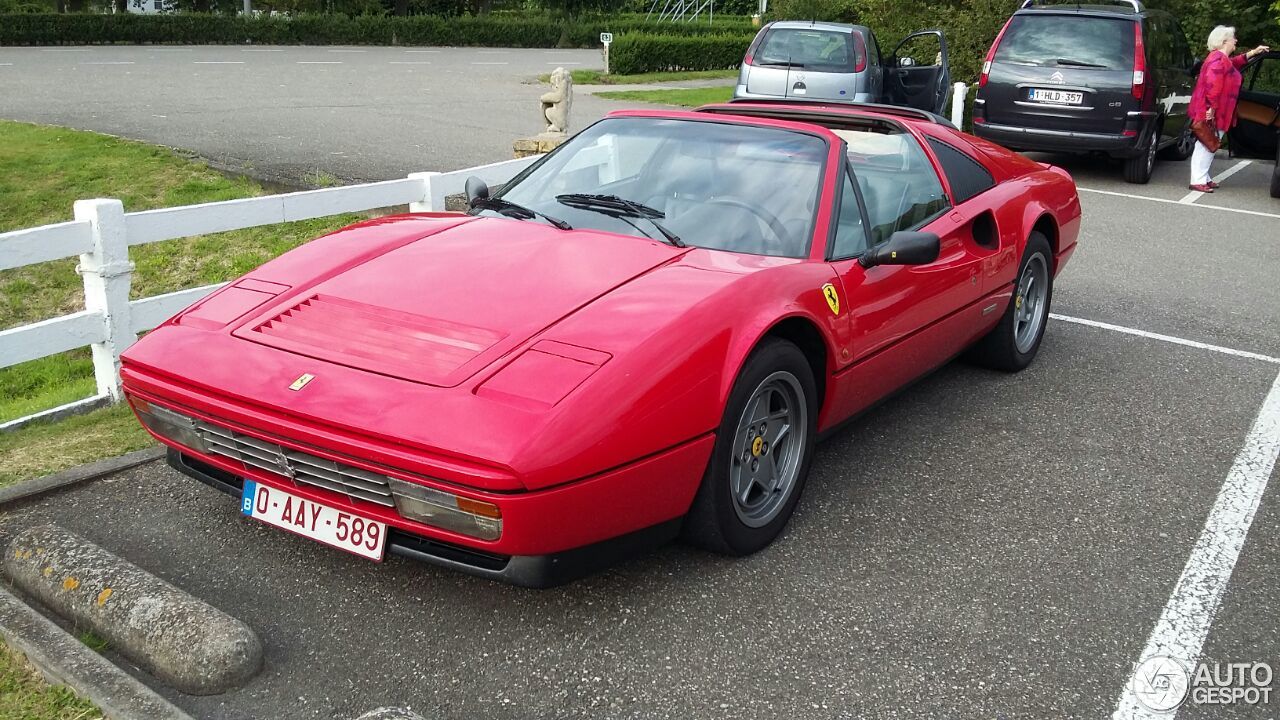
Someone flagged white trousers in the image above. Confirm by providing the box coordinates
[1190,134,1222,185]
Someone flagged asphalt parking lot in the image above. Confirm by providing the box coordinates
[4,43,1280,716]
[1,140,1278,718]
[0,45,624,183]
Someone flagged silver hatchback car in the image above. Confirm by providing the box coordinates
[735,21,952,116]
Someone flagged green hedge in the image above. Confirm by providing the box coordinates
[610,32,753,73]
[0,12,759,47]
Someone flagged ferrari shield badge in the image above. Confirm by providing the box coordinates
[821,283,840,315]
[288,373,316,391]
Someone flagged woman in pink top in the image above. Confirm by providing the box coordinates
[1188,26,1270,192]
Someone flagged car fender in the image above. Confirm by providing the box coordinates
[509,260,840,489]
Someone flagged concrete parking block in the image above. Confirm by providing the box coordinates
[3,524,262,696]
[0,584,193,720]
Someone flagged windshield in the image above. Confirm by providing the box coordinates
[994,15,1134,70]
[494,118,827,258]
[756,28,863,72]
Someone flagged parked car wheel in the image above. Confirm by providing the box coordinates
[1124,131,1158,184]
[683,338,817,555]
[1160,122,1196,161]
[966,233,1054,372]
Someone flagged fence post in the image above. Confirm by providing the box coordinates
[950,82,968,129]
[74,198,134,403]
[407,171,444,212]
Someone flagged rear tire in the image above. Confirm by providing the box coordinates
[1124,130,1158,184]
[682,338,817,556]
[965,233,1054,372]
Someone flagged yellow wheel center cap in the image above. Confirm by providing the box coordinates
[1015,295,1023,309]
[752,437,764,457]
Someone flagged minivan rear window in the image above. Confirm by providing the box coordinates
[755,28,864,73]
[994,15,1135,70]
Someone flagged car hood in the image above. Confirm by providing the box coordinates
[230,218,685,388]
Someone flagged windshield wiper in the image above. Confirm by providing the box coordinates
[755,60,806,68]
[555,193,686,247]
[471,197,572,230]
[1054,58,1108,68]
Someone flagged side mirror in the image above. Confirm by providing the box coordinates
[898,56,917,68]
[859,231,940,268]
[465,176,490,208]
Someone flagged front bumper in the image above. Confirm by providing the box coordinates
[169,449,683,588]
[973,111,1157,157]
[125,380,714,586]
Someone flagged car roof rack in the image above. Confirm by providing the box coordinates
[714,98,956,128]
[1020,0,1144,11]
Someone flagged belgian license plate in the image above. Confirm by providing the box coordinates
[240,480,387,561]
[1029,88,1084,105]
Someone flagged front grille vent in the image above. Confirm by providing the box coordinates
[193,420,395,507]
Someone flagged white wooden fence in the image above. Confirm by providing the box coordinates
[0,156,540,432]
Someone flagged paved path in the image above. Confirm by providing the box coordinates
[0,45,631,184]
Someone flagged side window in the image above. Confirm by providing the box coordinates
[1247,56,1280,94]
[1147,18,1168,67]
[842,131,948,245]
[1170,19,1192,67]
[925,137,995,204]
[867,31,881,67]
[831,169,869,259]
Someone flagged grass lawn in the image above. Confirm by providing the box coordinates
[0,643,102,720]
[593,86,735,107]
[540,69,738,85]
[0,119,362,484]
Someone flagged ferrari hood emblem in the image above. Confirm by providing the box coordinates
[288,373,316,391]
[822,283,840,315]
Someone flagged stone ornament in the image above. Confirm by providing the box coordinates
[540,66,573,134]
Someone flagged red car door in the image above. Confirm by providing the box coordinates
[820,131,992,424]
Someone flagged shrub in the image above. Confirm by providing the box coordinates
[609,31,753,73]
[0,11,760,46]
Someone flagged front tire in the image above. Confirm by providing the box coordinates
[683,338,817,556]
[1271,146,1280,199]
[1160,121,1196,161]
[966,233,1054,372]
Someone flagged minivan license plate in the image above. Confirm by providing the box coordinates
[1029,88,1084,105]
[240,480,387,561]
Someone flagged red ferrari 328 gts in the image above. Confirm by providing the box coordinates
[122,101,1080,587]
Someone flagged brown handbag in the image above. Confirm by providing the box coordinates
[1191,117,1220,152]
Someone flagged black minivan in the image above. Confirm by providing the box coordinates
[972,0,1197,183]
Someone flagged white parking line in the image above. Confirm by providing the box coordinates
[193,61,244,65]
[389,61,432,65]
[1112,369,1280,719]
[471,62,509,65]
[1051,314,1280,364]
[1077,187,1280,221]
[1178,160,1252,204]
[0,63,12,66]
[298,61,342,64]
[84,61,135,65]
